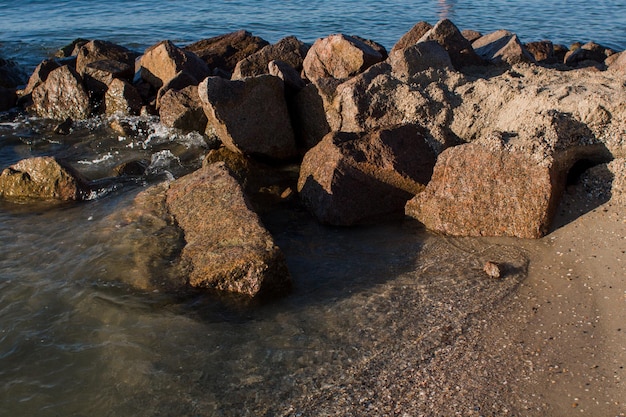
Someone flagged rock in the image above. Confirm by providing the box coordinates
[0,156,89,200]
[391,21,433,53]
[139,40,209,90]
[302,34,385,82]
[607,51,626,74]
[75,40,137,77]
[113,159,149,177]
[185,30,269,75]
[0,58,27,88]
[461,29,482,43]
[293,78,342,150]
[564,41,610,67]
[198,74,297,160]
[159,85,208,133]
[417,19,484,70]
[30,65,92,120]
[165,162,292,297]
[483,261,501,279]
[525,40,555,63]
[82,59,134,95]
[388,41,454,80]
[0,87,17,111]
[105,78,143,116]
[472,30,535,65]
[154,70,198,108]
[268,60,305,91]
[232,36,310,79]
[22,59,61,96]
[55,38,89,58]
[352,36,388,60]
[298,125,436,225]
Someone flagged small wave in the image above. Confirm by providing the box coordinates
[77,152,118,165]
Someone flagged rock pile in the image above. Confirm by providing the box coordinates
[1,19,624,297]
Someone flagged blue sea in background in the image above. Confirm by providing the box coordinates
[1,0,626,68]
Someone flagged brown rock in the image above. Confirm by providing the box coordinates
[154,70,199,108]
[302,34,384,82]
[165,162,292,297]
[391,21,433,53]
[185,30,269,75]
[83,59,134,95]
[198,74,297,160]
[292,78,341,150]
[30,65,92,120]
[105,78,143,116]
[525,40,555,63]
[472,30,535,65]
[139,40,209,90]
[483,261,502,279]
[0,156,89,200]
[298,125,436,225]
[268,60,305,91]
[159,85,208,133]
[75,40,137,77]
[417,19,484,70]
[461,29,482,43]
[607,51,626,74]
[388,41,453,80]
[22,59,61,96]
[55,38,89,58]
[232,36,310,79]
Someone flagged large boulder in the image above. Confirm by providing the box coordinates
[167,162,290,296]
[30,65,92,120]
[184,30,269,75]
[472,30,535,65]
[391,21,433,53]
[75,40,137,77]
[417,19,484,70]
[105,78,143,116]
[139,40,209,90]
[302,34,385,82]
[82,59,134,95]
[198,74,297,160]
[388,40,454,80]
[159,85,207,132]
[298,125,436,225]
[232,36,310,79]
[0,156,89,200]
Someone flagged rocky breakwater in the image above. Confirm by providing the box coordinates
[1,20,625,297]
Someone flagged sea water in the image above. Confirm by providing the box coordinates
[0,1,624,415]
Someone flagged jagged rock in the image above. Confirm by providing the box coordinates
[0,156,89,200]
[55,38,89,58]
[232,36,309,79]
[607,51,626,74]
[30,65,92,120]
[472,30,535,65]
[83,59,134,95]
[155,70,198,108]
[198,74,297,160]
[139,40,209,90]
[268,60,305,90]
[22,59,61,96]
[298,125,436,225]
[461,29,482,43]
[388,41,454,81]
[0,87,17,111]
[417,19,484,70]
[159,85,207,132]
[165,162,292,296]
[302,34,385,82]
[105,78,143,116]
[525,40,555,63]
[391,21,433,53]
[185,30,269,75]
[564,41,611,67]
[75,40,137,77]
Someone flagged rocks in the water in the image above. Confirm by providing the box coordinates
[159,85,208,132]
[232,36,310,79]
[0,156,89,200]
[472,30,535,65]
[302,34,385,82]
[139,40,209,90]
[198,74,297,160]
[105,78,143,116]
[388,40,454,80]
[22,59,61,96]
[30,65,92,120]
[75,40,137,78]
[417,19,484,70]
[82,59,134,95]
[185,30,269,75]
[298,125,436,225]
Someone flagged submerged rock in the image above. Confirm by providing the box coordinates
[0,156,89,200]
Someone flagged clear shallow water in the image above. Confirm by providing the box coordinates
[1,0,625,68]
[0,0,620,414]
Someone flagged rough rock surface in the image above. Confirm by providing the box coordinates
[166,162,291,296]
[268,60,305,91]
[185,30,269,75]
[417,19,484,70]
[298,125,436,225]
[82,59,134,95]
[30,65,92,120]
[140,40,209,90]
[302,34,384,82]
[232,36,309,79]
[0,156,88,200]
[198,75,297,160]
[22,59,61,96]
[105,78,143,116]
[608,51,626,73]
[159,85,208,132]
[75,40,137,77]
[390,21,433,53]
[472,30,535,65]
[525,40,555,63]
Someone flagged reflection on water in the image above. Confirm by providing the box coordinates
[437,0,456,20]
